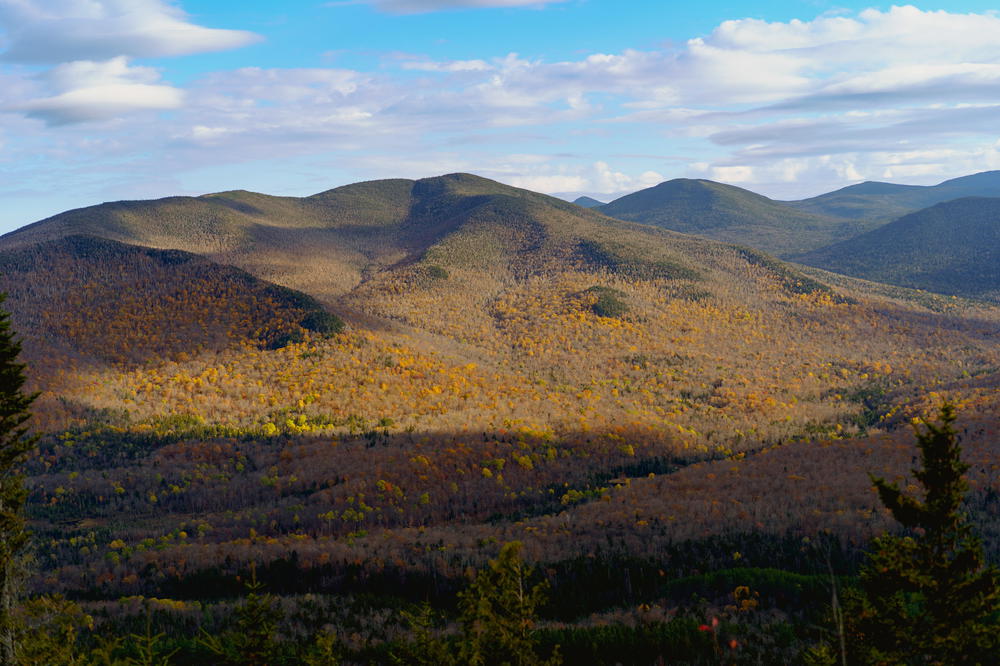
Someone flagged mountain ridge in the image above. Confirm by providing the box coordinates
[596,177,874,256]
[787,170,1000,221]
[3,172,816,308]
[791,196,1000,301]
[573,195,605,208]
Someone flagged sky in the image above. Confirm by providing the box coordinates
[3,1,1000,232]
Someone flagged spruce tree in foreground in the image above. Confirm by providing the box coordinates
[0,294,38,665]
[458,541,561,666]
[846,404,1000,664]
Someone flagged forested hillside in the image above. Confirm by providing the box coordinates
[792,197,1000,302]
[1,174,998,663]
[596,178,874,256]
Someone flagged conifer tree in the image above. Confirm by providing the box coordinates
[198,565,283,665]
[846,404,1000,664]
[0,294,38,665]
[457,541,561,666]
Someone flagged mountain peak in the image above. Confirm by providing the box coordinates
[597,177,852,256]
[573,196,605,208]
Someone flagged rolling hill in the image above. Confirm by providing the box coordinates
[1,173,830,309]
[791,197,1000,301]
[596,178,874,256]
[788,170,1000,221]
[0,234,339,365]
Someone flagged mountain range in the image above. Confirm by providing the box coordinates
[594,178,870,256]
[585,171,1000,301]
[788,170,1000,221]
[4,170,998,311]
[0,172,824,314]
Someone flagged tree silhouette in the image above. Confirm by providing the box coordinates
[0,293,38,665]
[846,404,1000,664]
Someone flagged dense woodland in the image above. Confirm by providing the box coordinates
[0,174,997,663]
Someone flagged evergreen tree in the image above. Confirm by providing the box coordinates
[457,541,561,666]
[846,404,1000,664]
[198,565,283,665]
[0,294,38,665]
[390,602,452,666]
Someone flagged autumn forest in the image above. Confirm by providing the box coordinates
[0,173,998,664]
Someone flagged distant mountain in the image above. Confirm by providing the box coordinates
[573,196,605,208]
[2,173,838,332]
[791,197,1000,301]
[788,170,1000,222]
[0,174,763,299]
[597,178,873,256]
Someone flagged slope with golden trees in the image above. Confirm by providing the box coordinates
[0,174,997,661]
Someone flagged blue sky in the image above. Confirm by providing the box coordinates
[3,1,1000,232]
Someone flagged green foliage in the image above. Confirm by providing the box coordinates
[457,542,561,666]
[390,603,452,666]
[13,596,91,666]
[425,265,450,280]
[125,607,179,666]
[301,629,342,666]
[736,246,835,297]
[535,618,713,665]
[845,405,1000,663]
[197,567,284,666]
[575,239,700,281]
[0,293,38,664]
[299,310,345,336]
[584,286,629,318]
[846,380,892,431]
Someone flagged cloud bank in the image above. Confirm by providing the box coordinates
[15,56,183,125]
[0,0,259,63]
[0,0,258,124]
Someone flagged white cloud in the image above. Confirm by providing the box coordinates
[0,1,257,125]
[15,56,182,125]
[0,0,259,63]
[507,173,588,192]
[9,4,1000,218]
[346,0,569,14]
[19,83,183,125]
[503,161,664,198]
[401,59,494,72]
